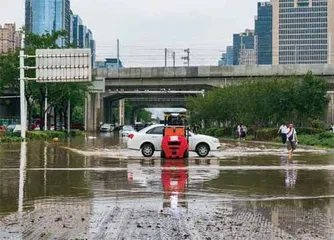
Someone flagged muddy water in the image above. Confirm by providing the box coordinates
[1,134,334,239]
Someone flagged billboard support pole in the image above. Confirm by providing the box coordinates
[19,34,26,140]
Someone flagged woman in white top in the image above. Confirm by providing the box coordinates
[278,123,288,144]
[286,123,298,154]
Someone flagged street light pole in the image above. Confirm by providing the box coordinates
[19,33,26,139]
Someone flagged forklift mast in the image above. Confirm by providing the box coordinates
[163,112,188,137]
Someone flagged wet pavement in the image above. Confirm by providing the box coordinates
[1,133,334,239]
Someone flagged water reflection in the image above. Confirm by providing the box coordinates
[161,159,188,212]
[2,139,334,238]
[18,142,27,214]
[280,153,298,189]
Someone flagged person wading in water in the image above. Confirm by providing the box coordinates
[286,123,298,156]
[278,123,287,144]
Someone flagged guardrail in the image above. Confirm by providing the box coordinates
[0,118,20,126]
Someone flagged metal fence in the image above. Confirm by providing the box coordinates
[0,117,20,126]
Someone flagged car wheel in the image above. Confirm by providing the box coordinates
[160,150,165,158]
[196,143,210,157]
[141,143,155,157]
[183,150,189,158]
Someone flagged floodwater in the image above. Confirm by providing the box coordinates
[1,133,334,239]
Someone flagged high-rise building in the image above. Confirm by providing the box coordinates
[226,46,234,65]
[25,0,71,46]
[71,15,95,66]
[85,30,95,67]
[0,23,22,54]
[90,39,96,68]
[272,0,334,64]
[218,53,227,66]
[72,14,82,46]
[233,29,257,65]
[78,24,87,48]
[255,2,272,65]
[96,58,124,68]
[218,46,234,66]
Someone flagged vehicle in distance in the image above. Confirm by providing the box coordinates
[127,124,220,157]
[120,125,135,136]
[6,124,21,135]
[100,123,114,132]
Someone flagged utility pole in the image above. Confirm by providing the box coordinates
[117,38,120,68]
[173,51,176,67]
[165,48,167,67]
[117,38,124,126]
[182,48,190,66]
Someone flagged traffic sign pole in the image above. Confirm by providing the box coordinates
[19,49,26,139]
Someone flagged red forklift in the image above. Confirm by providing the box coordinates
[160,112,189,159]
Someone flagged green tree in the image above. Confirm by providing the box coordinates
[186,74,329,129]
[137,108,152,122]
[0,30,91,130]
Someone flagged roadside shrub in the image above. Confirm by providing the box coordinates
[310,119,328,130]
[0,137,23,143]
[214,128,225,137]
[26,131,48,140]
[318,132,334,140]
[298,134,334,148]
[196,128,206,135]
[206,127,219,137]
[27,131,66,140]
[44,131,66,138]
[255,128,278,141]
[297,127,325,135]
[70,129,85,137]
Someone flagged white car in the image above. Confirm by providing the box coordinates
[100,123,114,132]
[6,124,21,133]
[120,125,135,136]
[127,124,221,157]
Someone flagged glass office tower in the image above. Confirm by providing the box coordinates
[255,2,273,64]
[233,29,257,65]
[25,0,71,46]
[272,0,334,64]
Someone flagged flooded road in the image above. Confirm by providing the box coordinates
[1,133,334,239]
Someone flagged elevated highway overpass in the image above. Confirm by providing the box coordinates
[95,64,334,91]
[85,90,202,131]
[85,64,334,131]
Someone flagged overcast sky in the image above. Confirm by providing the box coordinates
[0,0,261,68]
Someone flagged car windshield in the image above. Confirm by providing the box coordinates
[139,125,162,133]
[123,125,134,131]
[6,125,15,130]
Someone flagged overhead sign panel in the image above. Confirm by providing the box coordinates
[35,49,92,83]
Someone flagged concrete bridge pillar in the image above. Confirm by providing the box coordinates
[328,91,334,124]
[134,111,138,124]
[119,99,125,126]
[131,108,138,124]
[85,93,102,132]
[103,99,112,124]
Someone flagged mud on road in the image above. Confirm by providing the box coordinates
[1,198,332,240]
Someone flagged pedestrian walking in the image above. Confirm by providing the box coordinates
[286,123,298,154]
[278,123,288,144]
[236,124,247,140]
